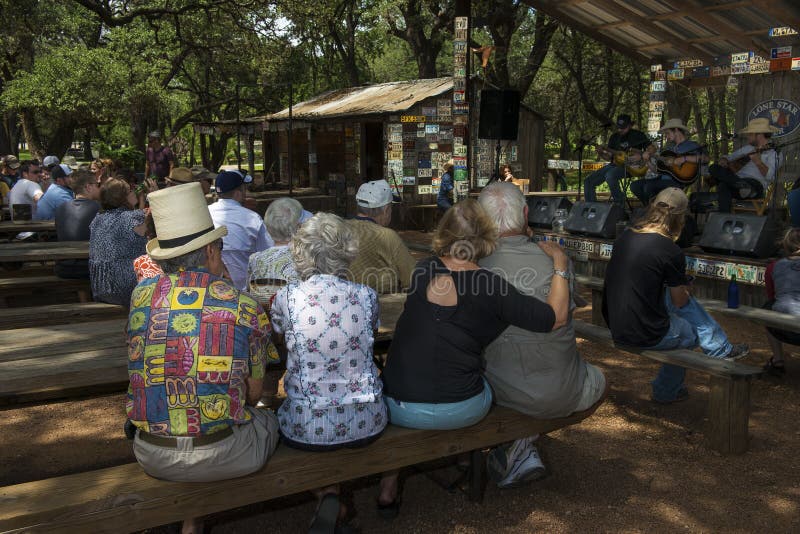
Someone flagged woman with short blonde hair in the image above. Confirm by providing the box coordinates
[378,199,569,513]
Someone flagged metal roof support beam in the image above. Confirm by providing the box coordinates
[522,0,657,64]
[748,0,800,37]
[664,0,773,58]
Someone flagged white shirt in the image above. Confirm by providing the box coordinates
[725,145,780,189]
[7,178,43,220]
[208,198,273,290]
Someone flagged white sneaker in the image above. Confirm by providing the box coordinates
[487,437,547,489]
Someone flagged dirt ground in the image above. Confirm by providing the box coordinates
[2,305,799,533]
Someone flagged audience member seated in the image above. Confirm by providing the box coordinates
[378,199,569,515]
[54,170,101,279]
[127,182,280,534]
[208,170,272,291]
[165,166,194,187]
[1,155,21,190]
[270,212,387,532]
[247,197,303,308]
[603,188,749,404]
[344,179,416,294]
[89,178,148,306]
[41,155,60,191]
[190,165,216,197]
[478,182,607,488]
[8,160,44,221]
[788,182,800,228]
[90,158,115,185]
[34,164,74,220]
[762,228,800,377]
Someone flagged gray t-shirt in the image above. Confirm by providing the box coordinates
[7,178,42,220]
[772,257,800,316]
[478,235,587,418]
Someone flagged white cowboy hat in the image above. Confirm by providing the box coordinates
[659,118,690,133]
[738,117,779,134]
[146,182,227,260]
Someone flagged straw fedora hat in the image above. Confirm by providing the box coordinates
[168,167,194,184]
[146,182,227,260]
[739,117,779,134]
[659,118,689,133]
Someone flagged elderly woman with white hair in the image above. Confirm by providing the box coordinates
[269,212,387,532]
[247,197,304,308]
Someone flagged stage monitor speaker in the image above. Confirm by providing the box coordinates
[698,213,778,258]
[478,90,520,140]
[564,201,623,239]
[527,196,573,228]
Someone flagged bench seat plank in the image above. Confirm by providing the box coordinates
[573,320,762,379]
[0,404,600,533]
[0,303,126,330]
[0,319,127,362]
[0,276,89,292]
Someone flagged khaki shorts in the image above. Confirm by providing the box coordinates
[573,363,606,413]
[133,407,279,483]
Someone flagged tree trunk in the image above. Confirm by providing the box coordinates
[717,87,730,155]
[0,111,19,155]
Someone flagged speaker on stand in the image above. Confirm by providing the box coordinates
[478,90,520,181]
[564,201,624,239]
[528,197,573,228]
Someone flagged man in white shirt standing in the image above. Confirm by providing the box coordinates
[8,160,44,220]
[208,170,273,290]
[709,117,781,213]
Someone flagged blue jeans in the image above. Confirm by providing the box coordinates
[584,164,626,204]
[385,380,493,430]
[788,188,800,228]
[630,176,682,205]
[647,290,733,402]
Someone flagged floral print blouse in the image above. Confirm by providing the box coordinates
[270,274,387,445]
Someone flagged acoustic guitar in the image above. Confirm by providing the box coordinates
[654,151,700,185]
[595,144,649,177]
[725,143,776,174]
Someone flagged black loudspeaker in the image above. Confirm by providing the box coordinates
[478,90,520,140]
[564,201,623,238]
[527,197,573,228]
[699,213,778,258]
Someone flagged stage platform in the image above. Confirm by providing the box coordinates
[532,230,772,306]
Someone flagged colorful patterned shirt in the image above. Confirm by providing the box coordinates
[271,274,387,445]
[126,270,279,437]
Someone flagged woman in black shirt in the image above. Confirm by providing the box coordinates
[378,199,569,513]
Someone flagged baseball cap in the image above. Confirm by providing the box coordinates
[2,155,20,169]
[42,155,60,169]
[616,114,633,128]
[215,169,253,194]
[653,187,688,214]
[356,180,393,209]
[50,164,73,181]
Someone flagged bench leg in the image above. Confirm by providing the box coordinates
[468,448,486,502]
[591,288,606,327]
[707,376,751,454]
[77,289,91,303]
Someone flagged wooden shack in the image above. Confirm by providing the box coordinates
[263,77,545,213]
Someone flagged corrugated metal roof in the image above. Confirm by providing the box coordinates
[524,0,800,65]
[267,78,453,121]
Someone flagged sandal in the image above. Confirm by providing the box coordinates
[763,357,786,377]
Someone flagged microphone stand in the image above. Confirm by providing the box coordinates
[575,138,588,202]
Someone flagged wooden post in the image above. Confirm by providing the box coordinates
[707,375,751,454]
[308,127,318,188]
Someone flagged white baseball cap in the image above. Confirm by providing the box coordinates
[42,155,60,168]
[356,180,393,208]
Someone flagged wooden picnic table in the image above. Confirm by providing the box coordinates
[0,293,408,404]
[0,240,88,263]
[0,220,56,236]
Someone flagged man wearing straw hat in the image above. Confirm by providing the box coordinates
[631,118,706,205]
[126,182,280,534]
[709,117,780,213]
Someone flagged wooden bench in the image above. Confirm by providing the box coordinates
[0,302,126,330]
[573,319,761,454]
[0,401,603,533]
[0,294,408,405]
[0,275,92,307]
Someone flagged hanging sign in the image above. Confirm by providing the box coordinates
[731,62,750,75]
[771,46,792,59]
[748,99,800,137]
[401,115,425,123]
[675,59,703,68]
[769,27,798,37]
[749,62,770,74]
[792,58,800,70]
[771,58,793,71]
[418,185,432,195]
[650,81,666,91]
[731,52,749,64]
[692,66,710,78]
[667,69,684,80]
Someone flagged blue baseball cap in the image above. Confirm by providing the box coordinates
[215,170,253,194]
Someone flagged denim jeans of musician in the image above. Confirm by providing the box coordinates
[584,164,626,205]
[647,290,733,402]
[630,176,683,205]
[788,188,800,227]
[385,379,493,430]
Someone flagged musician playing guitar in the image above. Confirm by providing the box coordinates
[709,117,780,213]
[631,118,707,205]
[585,114,655,207]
